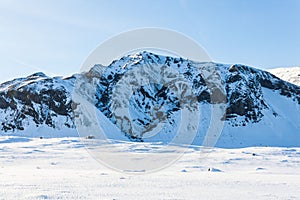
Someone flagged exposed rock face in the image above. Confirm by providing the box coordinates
[93,52,300,140]
[0,73,75,132]
[0,52,299,143]
[224,64,300,125]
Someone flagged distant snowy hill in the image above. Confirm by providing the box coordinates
[268,67,300,86]
[0,52,299,147]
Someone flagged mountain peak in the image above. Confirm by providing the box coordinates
[27,72,48,79]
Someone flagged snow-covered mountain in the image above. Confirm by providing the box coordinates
[0,51,299,147]
[0,72,76,136]
[268,67,300,86]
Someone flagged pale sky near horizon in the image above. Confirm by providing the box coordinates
[0,0,299,83]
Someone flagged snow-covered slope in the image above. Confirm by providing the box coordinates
[268,67,300,86]
[0,51,299,147]
[0,72,77,137]
[93,52,300,147]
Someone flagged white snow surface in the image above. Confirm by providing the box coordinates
[268,67,300,86]
[0,136,300,199]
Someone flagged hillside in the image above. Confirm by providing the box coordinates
[0,52,299,147]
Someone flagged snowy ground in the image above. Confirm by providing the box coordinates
[1,136,300,200]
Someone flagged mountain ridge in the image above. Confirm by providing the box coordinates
[0,51,299,147]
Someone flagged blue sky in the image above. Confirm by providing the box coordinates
[0,0,299,82]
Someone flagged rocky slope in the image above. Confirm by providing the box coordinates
[0,52,299,147]
[0,72,74,133]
